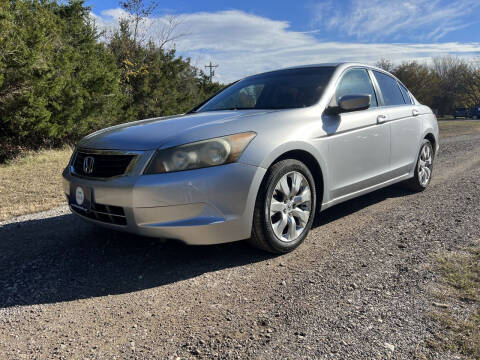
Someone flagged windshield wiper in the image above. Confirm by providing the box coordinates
[207,107,252,111]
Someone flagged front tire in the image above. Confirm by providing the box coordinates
[249,159,316,254]
[403,139,434,192]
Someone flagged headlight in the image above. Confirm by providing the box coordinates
[144,132,256,174]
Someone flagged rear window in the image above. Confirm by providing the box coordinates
[373,71,405,106]
[398,83,412,104]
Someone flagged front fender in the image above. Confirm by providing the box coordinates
[240,139,330,207]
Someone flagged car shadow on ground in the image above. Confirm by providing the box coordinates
[0,185,413,308]
[314,185,412,228]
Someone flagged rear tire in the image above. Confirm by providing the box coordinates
[402,139,434,192]
[248,159,316,254]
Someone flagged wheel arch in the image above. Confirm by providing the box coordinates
[424,133,436,155]
[257,146,327,214]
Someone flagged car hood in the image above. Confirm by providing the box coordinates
[77,110,276,151]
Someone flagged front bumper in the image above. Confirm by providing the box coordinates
[63,162,266,245]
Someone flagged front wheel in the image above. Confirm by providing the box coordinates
[402,139,434,192]
[248,159,316,254]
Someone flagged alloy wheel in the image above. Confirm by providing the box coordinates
[418,143,433,186]
[269,171,312,242]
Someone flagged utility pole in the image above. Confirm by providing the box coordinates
[205,62,218,81]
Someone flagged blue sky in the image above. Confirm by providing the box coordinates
[87,0,311,31]
[87,0,480,82]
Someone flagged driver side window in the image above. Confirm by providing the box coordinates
[334,68,378,108]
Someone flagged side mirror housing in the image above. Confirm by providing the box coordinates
[338,94,371,112]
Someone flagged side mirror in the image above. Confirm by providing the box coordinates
[338,94,371,112]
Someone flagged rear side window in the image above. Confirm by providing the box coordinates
[398,83,412,104]
[335,68,378,107]
[373,71,405,106]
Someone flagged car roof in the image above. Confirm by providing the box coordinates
[283,62,387,73]
[250,62,390,78]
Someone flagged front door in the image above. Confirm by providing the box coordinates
[322,68,390,200]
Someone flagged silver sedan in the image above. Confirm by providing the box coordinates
[63,63,439,253]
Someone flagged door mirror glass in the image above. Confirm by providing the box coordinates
[338,94,371,112]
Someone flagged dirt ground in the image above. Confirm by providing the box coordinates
[0,130,479,359]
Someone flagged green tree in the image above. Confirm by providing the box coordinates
[375,56,479,115]
[0,0,225,162]
[458,65,480,108]
[392,61,439,108]
[0,0,124,158]
[108,8,223,121]
[432,56,475,115]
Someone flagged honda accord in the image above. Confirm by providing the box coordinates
[63,63,439,253]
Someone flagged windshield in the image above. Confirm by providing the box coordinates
[197,67,335,112]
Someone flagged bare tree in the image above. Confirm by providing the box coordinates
[153,14,187,51]
[375,58,395,72]
[119,0,186,50]
[120,0,158,44]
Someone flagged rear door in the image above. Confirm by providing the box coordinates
[372,71,421,177]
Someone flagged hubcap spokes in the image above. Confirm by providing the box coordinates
[270,171,311,242]
[418,144,433,186]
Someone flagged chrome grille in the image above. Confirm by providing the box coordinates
[73,151,136,178]
[71,201,127,226]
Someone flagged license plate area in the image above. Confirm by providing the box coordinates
[69,184,92,213]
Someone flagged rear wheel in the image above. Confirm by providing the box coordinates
[402,139,434,192]
[249,159,316,254]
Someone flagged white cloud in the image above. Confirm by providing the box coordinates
[313,0,480,41]
[92,8,480,83]
[90,8,125,33]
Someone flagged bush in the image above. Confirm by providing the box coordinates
[0,0,223,162]
[0,0,123,158]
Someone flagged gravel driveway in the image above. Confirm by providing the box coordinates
[1,133,479,359]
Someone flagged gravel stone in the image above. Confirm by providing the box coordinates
[0,133,479,359]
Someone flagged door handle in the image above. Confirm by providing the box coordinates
[412,109,420,116]
[377,115,387,124]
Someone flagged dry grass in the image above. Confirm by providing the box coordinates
[427,245,480,358]
[0,148,72,221]
[438,120,480,138]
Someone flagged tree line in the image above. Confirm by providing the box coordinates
[1,1,479,162]
[376,57,480,116]
[0,0,222,162]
